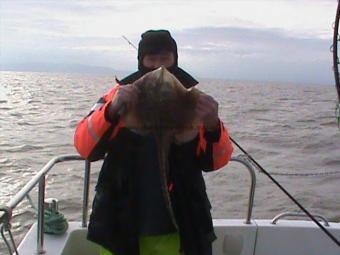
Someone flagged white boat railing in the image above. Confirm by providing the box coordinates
[0,155,85,254]
[271,211,330,226]
[0,154,256,254]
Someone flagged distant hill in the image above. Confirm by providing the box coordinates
[0,62,130,77]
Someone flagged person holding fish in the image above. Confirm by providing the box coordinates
[74,30,234,255]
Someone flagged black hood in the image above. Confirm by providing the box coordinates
[120,30,198,88]
[137,29,178,73]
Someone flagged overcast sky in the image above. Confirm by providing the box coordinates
[0,0,338,84]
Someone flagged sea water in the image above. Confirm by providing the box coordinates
[0,71,339,253]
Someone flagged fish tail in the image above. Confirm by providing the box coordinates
[156,133,179,231]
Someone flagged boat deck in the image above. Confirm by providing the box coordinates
[2,155,339,254]
[17,219,340,255]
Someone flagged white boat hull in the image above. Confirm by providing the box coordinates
[17,219,340,255]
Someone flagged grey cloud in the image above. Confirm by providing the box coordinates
[1,23,334,85]
[1,0,118,15]
[175,27,329,55]
[172,27,333,84]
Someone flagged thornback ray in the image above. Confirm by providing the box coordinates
[122,66,202,230]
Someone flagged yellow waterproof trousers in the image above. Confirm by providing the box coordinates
[100,232,180,255]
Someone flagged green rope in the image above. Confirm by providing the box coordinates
[25,194,68,235]
[43,208,68,235]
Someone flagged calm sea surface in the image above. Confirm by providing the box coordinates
[0,71,339,253]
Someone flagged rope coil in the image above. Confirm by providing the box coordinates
[43,209,68,235]
[25,194,68,235]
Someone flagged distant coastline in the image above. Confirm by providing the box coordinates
[0,66,334,87]
[0,62,130,77]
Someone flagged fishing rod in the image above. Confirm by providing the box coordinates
[230,136,340,247]
[122,35,138,50]
[332,1,340,127]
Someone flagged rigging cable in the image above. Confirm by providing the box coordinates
[332,0,340,127]
[262,169,340,177]
[230,136,340,248]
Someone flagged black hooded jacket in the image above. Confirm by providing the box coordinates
[87,30,219,255]
[87,127,218,255]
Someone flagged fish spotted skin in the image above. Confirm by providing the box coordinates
[122,67,201,230]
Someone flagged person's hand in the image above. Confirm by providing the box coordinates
[196,93,219,131]
[107,85,138,120]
